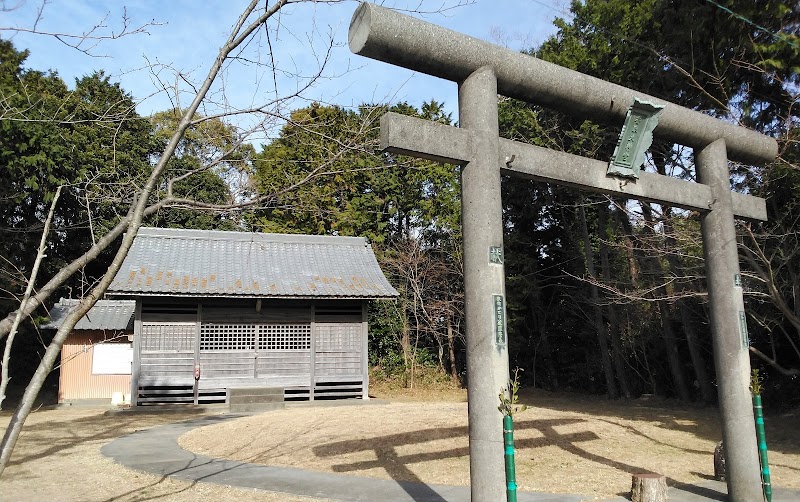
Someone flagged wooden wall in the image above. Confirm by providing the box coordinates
[59,331,132,403]
[133,299,369,404]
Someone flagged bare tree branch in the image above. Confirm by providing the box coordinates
[0,186,60,410]
[1,3,162,57]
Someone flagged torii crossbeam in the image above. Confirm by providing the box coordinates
[349,4,778,501]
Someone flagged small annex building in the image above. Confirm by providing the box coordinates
[47,227,398,406]
[45,298,136,405]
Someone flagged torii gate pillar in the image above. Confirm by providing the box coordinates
[697,139,762,495]
[459,66,510,500]
[350,4,777,501]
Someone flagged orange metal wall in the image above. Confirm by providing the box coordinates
[59,331,131,402]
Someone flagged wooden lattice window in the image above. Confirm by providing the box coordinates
[141,322,195,352]
[316,325,360,352]
[200,324,256,351]
[258,324,311,350]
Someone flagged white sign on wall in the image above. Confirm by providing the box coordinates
[91,343,133,375]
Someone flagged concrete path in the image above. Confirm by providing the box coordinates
[101,413,798,502]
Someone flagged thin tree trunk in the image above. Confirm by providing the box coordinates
[537,320,559,390]
[639,335,658,395]
[653,153,702,402]
[599,204,631,398]
[639,202,691,403]
[578,201,618,398]
[662,206,714,403]
[530,273,558,390]
[614,210,641,288]
[446,315,459,382]
[400,317,411,387]
[0,0,283,476]
[615,209,654,394]
[678,301,715,403]
[0,187,62,410]
[658,301,691,402]
[436,335,445,374]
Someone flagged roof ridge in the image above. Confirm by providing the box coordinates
[57,298,136,306]
[136,227,367,246]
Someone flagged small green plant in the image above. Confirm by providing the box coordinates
[498,367,527,417]
[750,369,763,395]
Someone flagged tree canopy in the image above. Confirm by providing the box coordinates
[0,40,157,302]
[496,0,800,404]
[2,0,799,416]
[250,100,465,384]
[249,101,460,245]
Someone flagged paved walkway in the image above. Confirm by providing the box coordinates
[101,413,798,502]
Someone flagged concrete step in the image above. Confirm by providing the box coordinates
[228,402,285,413]
[227,387,285,412]
[228,393,285,404]
[227,386,284,399]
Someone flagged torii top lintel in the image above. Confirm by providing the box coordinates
[349,3,778,166]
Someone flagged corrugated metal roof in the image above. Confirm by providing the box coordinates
[108,227,399,299]
[42,298,135,331]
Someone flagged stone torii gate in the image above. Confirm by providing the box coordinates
[349,4,778,501]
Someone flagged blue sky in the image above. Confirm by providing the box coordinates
[4,0,568,139]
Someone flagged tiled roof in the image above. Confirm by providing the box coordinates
[42,298,135,331]
[108,227,399,299]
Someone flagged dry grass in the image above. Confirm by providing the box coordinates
[2,388,798,501]
[180,389,800,500]
[0,407,329,502]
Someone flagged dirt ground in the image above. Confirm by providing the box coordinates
[1,387,798,501]
[180,389,800,499]
[0,407,330,502]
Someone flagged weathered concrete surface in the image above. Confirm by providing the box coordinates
[380,112,767,221]
[697,139,763,502]
[101,413,800,502]
[458,66,510,502]
[351,3,777,165]
[101,414,593,502]
[227,386,285,413]
[353,4,778,501]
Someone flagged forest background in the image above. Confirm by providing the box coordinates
[1,0,799,419]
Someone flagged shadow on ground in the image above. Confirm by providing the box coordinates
[517,389,800,456]
[2,407,206,467]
